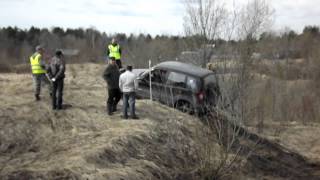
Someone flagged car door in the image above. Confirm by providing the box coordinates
[136,70,152,99]
[136,69,163,101]
[164,71,188,107]
[154,69,168,104]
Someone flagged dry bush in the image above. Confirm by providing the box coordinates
[152,108,248,179]
[241,65,320,130]
[0,61,12,73]
[2,169,80,180]
[153,68,257,179]
[252,59,309,80]
[12,64,30,74]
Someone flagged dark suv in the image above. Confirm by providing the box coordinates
[135,61,220,115]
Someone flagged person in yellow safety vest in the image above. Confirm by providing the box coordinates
[107,38,122,68]
[29,45,51,101]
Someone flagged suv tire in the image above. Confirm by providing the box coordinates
[175,100,194,114]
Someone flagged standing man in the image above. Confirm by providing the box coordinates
[107,38,122,68]
[119,65,138,119]
[103,57,122,115]
[47,50,66,110]
[29,45,50,101]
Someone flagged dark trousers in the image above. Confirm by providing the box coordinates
[107,88,122,113]
[52,79,64,109]
[116,60,122,69]
[123,92,136,118]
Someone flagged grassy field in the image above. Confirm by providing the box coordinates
[0,63,215,179]
[1,63,320,179]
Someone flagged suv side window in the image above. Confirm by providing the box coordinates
[142,71,150,83]
[141,69,167,83]
[152,69,167,83]
[167,71,187,88]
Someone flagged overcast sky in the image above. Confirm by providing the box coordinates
[0,0,319,36]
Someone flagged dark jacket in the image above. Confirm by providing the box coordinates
[103,64,120,89]
[47,56,66,80]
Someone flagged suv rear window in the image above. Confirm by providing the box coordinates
[186,76,200,92]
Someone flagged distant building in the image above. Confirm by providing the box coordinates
[178,51,201,66]
[61,49,79,56]
[251,52,262,60]
[178,44,218,66]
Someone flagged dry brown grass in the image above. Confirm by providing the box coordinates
[1,63,320,179]
[0,63,225,179]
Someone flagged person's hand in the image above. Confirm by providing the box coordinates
[52,78,56,82]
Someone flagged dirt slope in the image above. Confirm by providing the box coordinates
[0,64,211,179]
[1,63,320,180]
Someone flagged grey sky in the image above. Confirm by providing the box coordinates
[0,0,319,35]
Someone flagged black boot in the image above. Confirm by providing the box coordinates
[107,104,113,115]
[35,94,40,101]
[112,105,117,112]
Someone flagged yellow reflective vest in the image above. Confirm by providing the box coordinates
[30,52,46,74]
[108,44,121,60]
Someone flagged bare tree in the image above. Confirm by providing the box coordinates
[181,0,275,179]
[229,0,274,126]
[238,0,274,40]
[183,0,227,67]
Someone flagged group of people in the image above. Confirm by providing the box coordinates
[29,45,65,110]
[29,38,138,119]
[103,38,138,119]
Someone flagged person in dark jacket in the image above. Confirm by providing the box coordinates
[47,50,66,110]
[103,57,122,115]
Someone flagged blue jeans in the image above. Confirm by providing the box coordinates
[123,92,136,118]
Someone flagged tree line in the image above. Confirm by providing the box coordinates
[0,25,319,71]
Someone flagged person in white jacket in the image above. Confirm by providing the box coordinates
[119,65,139,119]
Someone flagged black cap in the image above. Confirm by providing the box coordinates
[126,65,132,71]
[55,49,63,56]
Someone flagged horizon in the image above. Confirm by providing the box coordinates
[0,0,319,36]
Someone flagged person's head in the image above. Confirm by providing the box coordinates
[111,38,117,45]
[126,65,133,72]
[110,57,116,64]
[36,45,44,54]
[55,49,63,58]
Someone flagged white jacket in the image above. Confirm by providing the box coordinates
[119,70,138,93]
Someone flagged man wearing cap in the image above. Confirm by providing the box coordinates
[103,57,122,115]
[119,65,139,119]
[29,45,51,101]
[47,50,66,110]
[106,38,122,68]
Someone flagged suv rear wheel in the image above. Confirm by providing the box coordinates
[175,100,194,114]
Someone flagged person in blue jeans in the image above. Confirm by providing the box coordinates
[119,65,139,119]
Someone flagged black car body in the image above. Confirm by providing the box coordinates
[135,61,221,115]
